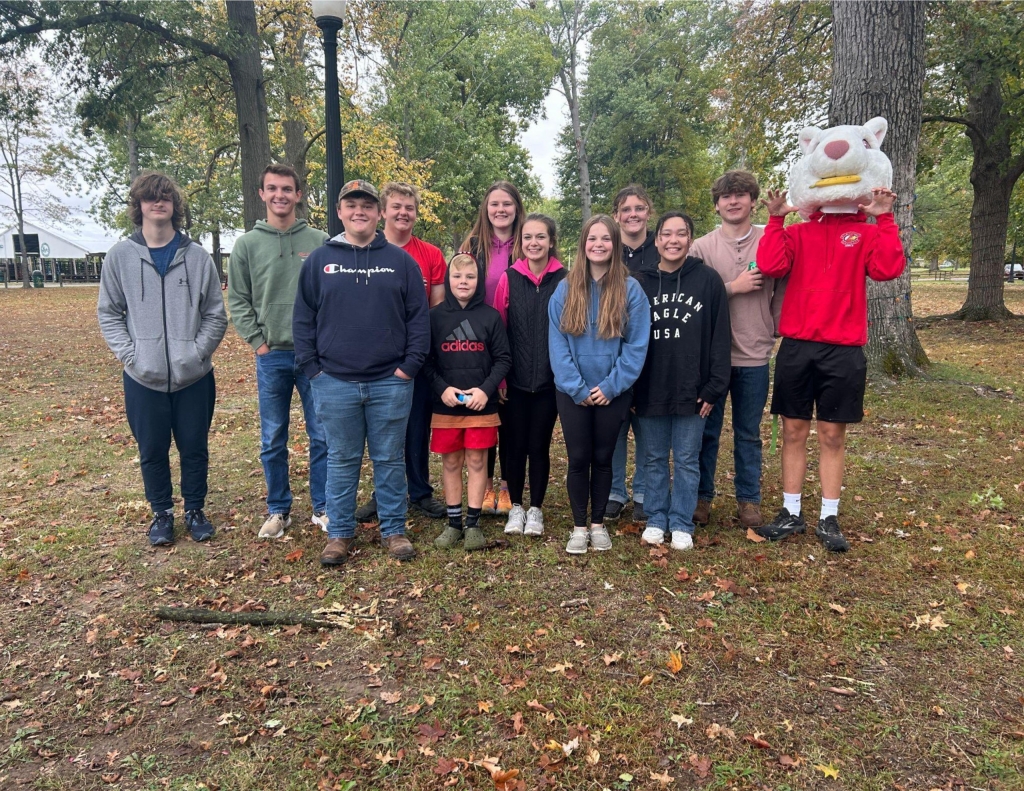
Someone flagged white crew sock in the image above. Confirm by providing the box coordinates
[820,497,840,520]
[783,492,802,517]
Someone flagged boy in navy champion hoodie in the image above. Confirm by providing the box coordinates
[422,254,511,551]
[293,180,430,567]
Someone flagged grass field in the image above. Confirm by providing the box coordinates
[1,281,1022,790]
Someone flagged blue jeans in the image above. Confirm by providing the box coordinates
[256,350,327,515]
[639,413,704,535]
[310,373,414,539]
[610,411,645,505]
[698,364,769,504]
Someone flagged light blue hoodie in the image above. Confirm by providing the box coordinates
[547,275,650,404]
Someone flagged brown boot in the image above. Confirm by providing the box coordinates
[320,537,354,566]
[383,533,417,561]
[737,502,763,528]
[693,499,712,526]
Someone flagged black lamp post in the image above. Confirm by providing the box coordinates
[312,0,347,237]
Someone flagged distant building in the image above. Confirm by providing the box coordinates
[0,219,116,283]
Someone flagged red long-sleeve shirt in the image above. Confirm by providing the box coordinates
[756,211,905,347]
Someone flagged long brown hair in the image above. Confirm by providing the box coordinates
[460,181,525,275]
[513,212,558,264]
[560,215,628,339]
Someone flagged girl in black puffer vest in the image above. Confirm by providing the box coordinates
[492,214,566,537]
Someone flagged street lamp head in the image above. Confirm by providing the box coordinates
[311,0,347,25]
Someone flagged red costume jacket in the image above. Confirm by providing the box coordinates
[756,211,904,347]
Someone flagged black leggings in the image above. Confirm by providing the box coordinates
[487,413,508,481]
[502,387,559,508]
[556,390,632,526]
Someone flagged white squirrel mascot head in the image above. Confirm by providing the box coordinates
[789,117,892,217]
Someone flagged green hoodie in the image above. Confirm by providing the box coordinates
[228,219,328,351]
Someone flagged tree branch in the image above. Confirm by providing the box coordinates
[921,114,986,139]
[301,127,326,160]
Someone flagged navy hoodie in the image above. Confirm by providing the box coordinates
[633,257,731,417]
[293,230,430,382]
[422,264,511,418]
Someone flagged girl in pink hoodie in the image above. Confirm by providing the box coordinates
[492,214,566,537]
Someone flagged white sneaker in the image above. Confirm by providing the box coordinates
[311,511,329,533]
[566,528,589,554]
[641,526,665,545]
[589,524,612,551]
[670,531,694,551]
[504,504,526,535]
[524,507,544,536]
[258,513,291,539]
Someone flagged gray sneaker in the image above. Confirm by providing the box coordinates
[524,507,544,536]
[504,504,526,535]
[258,513,291,539]
[589,524,612,551]
[565,528,589,555]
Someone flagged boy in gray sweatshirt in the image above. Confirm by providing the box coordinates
[97,172,227,546]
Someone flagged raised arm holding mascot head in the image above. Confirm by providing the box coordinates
[755,117,905,553]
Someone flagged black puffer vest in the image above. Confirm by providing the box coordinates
[506,265,567,392]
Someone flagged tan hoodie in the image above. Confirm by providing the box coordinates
[689,225,786,367]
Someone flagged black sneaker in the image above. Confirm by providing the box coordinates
[355,495,378,523]
[815,516,850,552]
[185,509,215,542]
[632,501,648,523]
[148,512,175,546]
[409,496,446,519]
[755,508,807,541]
[605,500,625,520]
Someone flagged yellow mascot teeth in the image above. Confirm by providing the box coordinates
[812,175,862,188]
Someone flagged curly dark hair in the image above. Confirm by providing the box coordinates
[127,172,187,230]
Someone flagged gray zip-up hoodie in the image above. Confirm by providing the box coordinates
[97,231,228,392]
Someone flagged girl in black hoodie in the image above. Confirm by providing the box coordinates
[423,254,512,551]
[633,212,731,552]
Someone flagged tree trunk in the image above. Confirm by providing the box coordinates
[126,113,140,182]
[224,0,273,231]
[829,0,928,378]
[952,64,1018,320]
[211,226,223,283]
[559,67,591,222]
[15,189,29,288]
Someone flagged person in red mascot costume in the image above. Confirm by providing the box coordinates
[755,116,905,553]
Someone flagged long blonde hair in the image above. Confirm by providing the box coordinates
[560,215,628,339]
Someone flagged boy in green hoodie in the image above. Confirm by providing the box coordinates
[228,164,329,540]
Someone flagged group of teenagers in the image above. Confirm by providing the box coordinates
[97,162,904,566]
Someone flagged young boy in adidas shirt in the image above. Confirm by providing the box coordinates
[423,254,511,551]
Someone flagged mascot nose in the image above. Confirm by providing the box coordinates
[823,140,850,160]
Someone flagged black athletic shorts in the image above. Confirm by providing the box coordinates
[770,338,867,423]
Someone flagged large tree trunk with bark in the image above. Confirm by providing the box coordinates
[224,0,273,231]
[953,65,1017,320]
[829,0,929,378]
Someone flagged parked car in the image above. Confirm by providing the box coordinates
[1005,263,1024,281]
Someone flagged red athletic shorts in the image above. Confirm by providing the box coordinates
[430,426,498,454]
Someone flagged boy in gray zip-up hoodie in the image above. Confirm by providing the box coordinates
[98,172,227,546]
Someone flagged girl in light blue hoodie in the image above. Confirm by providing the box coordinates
[548,214,650,555]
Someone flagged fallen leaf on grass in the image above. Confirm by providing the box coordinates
[638,674,654,687]
[284,549,303,562]
[746,528,766,543]
[281,625,301,637]
[695,618,715,630]
[911,613,950,631]
[403,703,422,716]
[965,549,976,559]
[688,753,711,778]
[650,769,674,786]
[545,662,574,674]
[585,748,600,765]
[666,651,683,674]
[674,567,690,582]
[603,652,623,666]
[826,687,856,697]
[380,691,402,705]
[705,723,735,740]
[490,768,521,791]
[779,754,802,768]
[828,603,846,614]
[423,656,444,671]
[159,697,178,707]
[434,756,458,775]
[526,699,549,712]
[423,695,436,706]
[814,763,840,779]
[477,700,493,713]
[671,713,693,728]
[742,732,772,749]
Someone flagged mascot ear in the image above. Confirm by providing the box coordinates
[864,117,888,147]
[797,126,822,154]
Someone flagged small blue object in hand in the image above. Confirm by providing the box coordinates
[456,393,468,404]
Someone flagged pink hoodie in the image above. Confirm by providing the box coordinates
[493,256,565,325]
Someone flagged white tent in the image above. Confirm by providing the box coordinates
[0,219,117,258]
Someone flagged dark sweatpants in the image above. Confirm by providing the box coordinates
[123,370,216,513]
[556,390,632,526]
[502,387,559,508]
